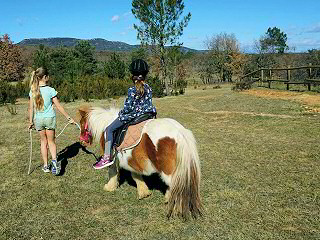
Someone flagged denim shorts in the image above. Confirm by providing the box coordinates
[34,117,56,131]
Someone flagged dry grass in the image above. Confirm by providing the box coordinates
[1,85,319,239]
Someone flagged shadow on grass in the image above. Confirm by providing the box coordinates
[57,142,98,176]
[118,169,168,195]
[56,143,168,195]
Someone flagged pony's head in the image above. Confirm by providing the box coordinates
[78,106,93,147]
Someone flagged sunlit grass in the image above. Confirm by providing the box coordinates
[1,84,319,239]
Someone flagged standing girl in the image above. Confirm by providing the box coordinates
[28,67,75,175]
[93,59,157,169]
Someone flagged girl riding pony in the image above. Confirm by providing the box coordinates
[93,59,157,169]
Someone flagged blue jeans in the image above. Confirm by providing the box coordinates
[104,118,123,155]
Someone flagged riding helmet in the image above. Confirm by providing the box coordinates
[129,59,149,76]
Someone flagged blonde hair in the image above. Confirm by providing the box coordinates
[133,75,145,97]
[30,67,48,110]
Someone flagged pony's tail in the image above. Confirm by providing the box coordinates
[167,128,202,219]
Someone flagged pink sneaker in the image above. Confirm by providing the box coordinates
[93,155,114,169]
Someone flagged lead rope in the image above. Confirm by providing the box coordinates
[28,129,33,175]
[28,122,81,175]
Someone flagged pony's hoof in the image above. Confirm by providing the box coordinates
[103,183,118,192]
[138,190,152,200]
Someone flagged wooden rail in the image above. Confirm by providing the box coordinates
[239,64,320,91]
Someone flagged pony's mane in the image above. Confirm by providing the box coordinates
[88,107,120,141]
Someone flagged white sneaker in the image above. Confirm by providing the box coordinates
[42,165,50,173]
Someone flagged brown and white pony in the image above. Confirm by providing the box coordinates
[78,106,202,219]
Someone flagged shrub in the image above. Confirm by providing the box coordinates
[147,76,165,98]
[104,79,132,98]
[174,78,187,95]
[103,53,126,79]
[6,104,17,115]
[232,81,252,91]
[16,80,29,98]
[0,81,17,105]
[57,81,77,103]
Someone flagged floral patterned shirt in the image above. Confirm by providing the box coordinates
[118,83,157,123]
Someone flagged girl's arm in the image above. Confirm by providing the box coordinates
[52,97,75,124]
[28,98,34,129]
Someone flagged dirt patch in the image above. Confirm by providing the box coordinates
[184,106,295,119]
[242,89,320,113]
[204,110,295,118]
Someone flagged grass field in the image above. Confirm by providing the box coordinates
[1,84,319,240]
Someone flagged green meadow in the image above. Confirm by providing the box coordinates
[1,85,319,240]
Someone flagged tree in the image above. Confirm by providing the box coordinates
[0,34,24,82]
[73,40,97,76]
[260,27,289,54]
[167,46,187,93]
[103,53,126,79]
[252,40,276,69]
[204,33,245,82]
[130,47,148,62]
[32,44,51,70]
[49,46,74,86]
[132,0,191,95]
[307,49,320,78]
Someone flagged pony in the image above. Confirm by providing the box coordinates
[78,106,202,219]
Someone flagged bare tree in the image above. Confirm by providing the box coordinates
[203,33,245,82]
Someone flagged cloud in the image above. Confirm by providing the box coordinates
[127,25,134,31]
[123,11,131,17]
[188,35,199,40]
[285,25,303,36]
[305,23,320,33]
[111,15,120,22]
[289,37,320,50]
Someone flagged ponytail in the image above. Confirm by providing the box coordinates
[30,67,46,110]
[133,75,145,97]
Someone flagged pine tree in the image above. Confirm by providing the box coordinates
[132,0,191,95]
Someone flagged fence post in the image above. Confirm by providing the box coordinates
[308,63,312,79]
[261,69,264,81]
[269,70,272,80]
[287,65,291,81]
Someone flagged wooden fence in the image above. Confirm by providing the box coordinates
[240,64,320,91]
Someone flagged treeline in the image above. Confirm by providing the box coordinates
[1,31,320,105]
[197,31,320,84]
[0,34,167,105]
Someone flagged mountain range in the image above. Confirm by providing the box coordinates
[18,37,199,52]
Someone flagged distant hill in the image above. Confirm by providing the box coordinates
[17,37,200,53]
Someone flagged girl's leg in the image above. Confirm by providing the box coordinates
[104,118,123,157]
[46,129,57,160]
[103,130,112,157]
[39,130,48,166]
[46,129,60,175]
[94,118,123,169]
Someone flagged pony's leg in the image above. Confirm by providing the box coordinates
[164,189,170,204]
[103,163,119,192]
[131,172,151,199]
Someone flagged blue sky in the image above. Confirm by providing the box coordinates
[1,0,320,52]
